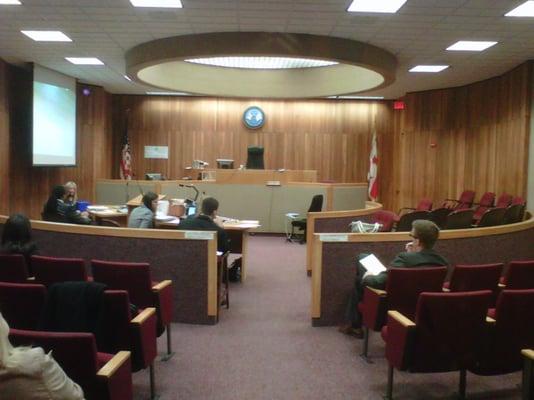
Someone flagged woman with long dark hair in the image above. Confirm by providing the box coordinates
[1,214,38,272]
[42,185,91,225]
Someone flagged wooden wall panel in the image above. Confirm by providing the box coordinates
[0,59,9,215]
[8,64,113,219]
[383,62,531,212]
[112,96,389,185]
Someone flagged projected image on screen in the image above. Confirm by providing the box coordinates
[33,80,76,166]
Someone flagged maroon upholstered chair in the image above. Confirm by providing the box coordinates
[473,191,496,222]
[475,207,506,227]
[444,209,474,229]
[395,210,431,232]
[397,198,433,216]
[0,253,30,283]
[511,196,527,222]
[369,210,397,232]
[470,290,534,382]
[0,282,46,330]
[429,207,450,229]
[382,290,492,400]
[444,263,503,293]
[443,190,476,210]
[358,266,447,361]
[496,193,513,208]
[31,255,88,287]
[9,329,132,400]
[91,260,174,360]
[503,203,525,224]
[500,260,534,290]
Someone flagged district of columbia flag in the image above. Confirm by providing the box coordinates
[119,116,132,180]
[367,130,378,201]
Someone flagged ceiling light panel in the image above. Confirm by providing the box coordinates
[65,57,104,65]
[130,0,182,8]
[446,41,497,51]
[409,65,449,73]
[146,91,191,95]
[185,57,338,69]
[505,1,534,17]
[347,0,407,13]
[21,30,72,42]
[0,0,21,4]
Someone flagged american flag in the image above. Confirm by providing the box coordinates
[120,117,132,180]
[367,129,378,201]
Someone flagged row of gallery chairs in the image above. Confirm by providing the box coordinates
[356,259,534,399]
[372,192,526,232]
[0,253,174,400]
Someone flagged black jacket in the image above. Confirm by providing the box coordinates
[178,214,230,253]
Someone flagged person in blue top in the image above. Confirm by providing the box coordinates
[128,192,158,229]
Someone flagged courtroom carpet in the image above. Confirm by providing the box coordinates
[132,235,521,400]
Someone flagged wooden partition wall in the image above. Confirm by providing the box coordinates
[381,62,532,212]
[0,59,9,216]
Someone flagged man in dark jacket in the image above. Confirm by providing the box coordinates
[178,197,230,253]
[340,219,448,338]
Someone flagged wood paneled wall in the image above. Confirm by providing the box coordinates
[381,62,531,212]
[6,64,113,219]
[0,59,9,215]
[111,96,393,185]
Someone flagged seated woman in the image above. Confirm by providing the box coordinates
[42,185,91,225]
[128,192,158,229]
[1,214,38,274]
[0,313,84,400]
[63,181,78,206]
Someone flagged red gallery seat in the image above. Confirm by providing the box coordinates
[358,266,447,361]
[369,210,397,232]
[442,190,475,210]
[503,203,525,224]
[429,207,450,229]
[382,290,492,399]
[444,263,503,293]
[500,260,534,290]
[469,289,534,395]
[444,209,474,229]
[495,193,513,208]
[9,329,133,400]
[91,260,174,360]
[472,191,496,222]
[0,253,30,283]
[31,255,89,287]
[397,198,433,216]
[395,210,431,232]
[0,282,46,330]
[475,207,506,227]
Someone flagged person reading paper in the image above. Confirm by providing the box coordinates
[339,219,448,338]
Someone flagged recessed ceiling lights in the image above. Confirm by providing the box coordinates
[347,0,407,13]
[123,75,132,81]
[185,57,338,69]
[21,30,72,42]
[410,65,449,73]
[146,91,191,96]
[446,41,497,51]
[0,0,21,4]
[65,57,104,65]
[130,0,182,8]
[505,1,534,17]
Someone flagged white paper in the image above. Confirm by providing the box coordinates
[359,254,387,276]
[144,146,169,159]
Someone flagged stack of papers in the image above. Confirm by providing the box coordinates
[359,254,387,276]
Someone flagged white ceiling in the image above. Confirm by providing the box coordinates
[0,0,533,98]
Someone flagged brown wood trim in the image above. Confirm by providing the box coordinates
[325,186,334,211]
[306,201,383,274]
[315,213,534,243]
[207,238,218,317]
[388,310,416,327]
[152,280,172,292]
[0,215,220,241]
[96,351,131,378]
[131,307,156,324]
[522,349,534,360]
[311,235,323,319]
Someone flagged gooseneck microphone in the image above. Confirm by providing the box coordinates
[179,183,200,202]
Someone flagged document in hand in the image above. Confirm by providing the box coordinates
[359,254,387,276]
